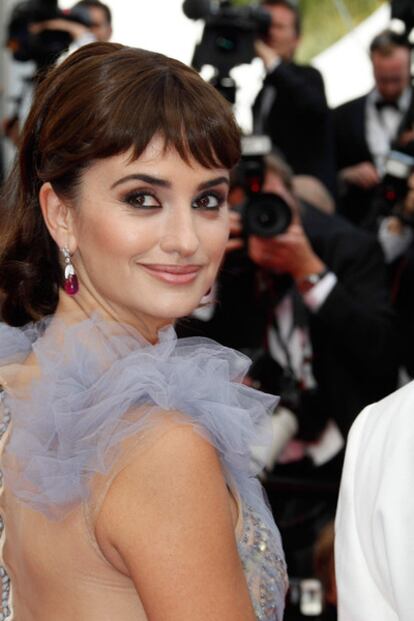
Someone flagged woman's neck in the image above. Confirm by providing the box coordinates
[53,288,172,344]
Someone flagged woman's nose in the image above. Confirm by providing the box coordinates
[159,208,200,257]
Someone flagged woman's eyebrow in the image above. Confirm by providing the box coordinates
[111,174,229,191]
[197,177,229,190]
[111,174,170,189]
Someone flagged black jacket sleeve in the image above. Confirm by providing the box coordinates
[264,62,328,119]
[304,207,399,378]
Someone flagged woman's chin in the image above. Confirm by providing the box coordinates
[150,293,209,322]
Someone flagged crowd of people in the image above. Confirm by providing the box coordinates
[183,0,413,614]
[182,1,414,618]
[0,0,413,620]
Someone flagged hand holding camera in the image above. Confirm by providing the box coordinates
[248,223,325,282]
[254,38,281,70]
[340,161,380,190]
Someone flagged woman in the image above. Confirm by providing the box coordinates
[0,42,287,620]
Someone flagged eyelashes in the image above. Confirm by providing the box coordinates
[192,191,226,211]
[121,189,227,211]
[123,190,160,209]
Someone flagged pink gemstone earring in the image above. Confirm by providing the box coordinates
[62,248,79,296]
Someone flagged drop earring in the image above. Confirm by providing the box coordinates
[61,248,79,295]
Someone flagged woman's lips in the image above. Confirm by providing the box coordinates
[139,264,202,284]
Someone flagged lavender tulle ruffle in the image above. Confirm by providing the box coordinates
[0,316,279,528]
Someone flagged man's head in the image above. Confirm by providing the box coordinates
[261,0,301,62]
[74,0,112,42]
[370,30,411,102]
[263,152,296,207]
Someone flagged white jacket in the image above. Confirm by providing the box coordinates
[335,381,414,621]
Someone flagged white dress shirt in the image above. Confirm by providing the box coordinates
[366,87,412,176]
[378,217,413,263]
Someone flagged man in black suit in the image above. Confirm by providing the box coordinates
[179,153,399,449]
[253,0,336,195]
[333,30,413,228]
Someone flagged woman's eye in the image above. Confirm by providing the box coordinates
[124,192,161,209]
[193,193,224,211]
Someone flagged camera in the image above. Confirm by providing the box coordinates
[233,135,292,238]
[182,0,271,102]
[376,150,414,226]
[6,0,92,68]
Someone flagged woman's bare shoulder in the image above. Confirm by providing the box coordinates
[97,410,226,530]
[94,411,255,620]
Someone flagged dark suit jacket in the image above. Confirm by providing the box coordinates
[177,203,399,438]
[253,62,337,196]
[333,95,377,226]
[300,203,398,435]
[333,95,371,170]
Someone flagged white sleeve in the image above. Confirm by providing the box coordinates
[70,32,97,51]
[302,272,337,312]
[335,388,414,621]
[378,217,413,264]
[58,32,97,65]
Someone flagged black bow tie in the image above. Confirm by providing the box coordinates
[375,99,400,112]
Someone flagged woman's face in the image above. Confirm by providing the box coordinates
[68,135,230,333]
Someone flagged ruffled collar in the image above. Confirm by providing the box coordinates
[0,315,277,518]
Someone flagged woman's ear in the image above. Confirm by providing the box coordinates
[38,182,77,252]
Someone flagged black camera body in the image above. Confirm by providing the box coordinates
[183,0,270,101]
[377,150,414,225]
[6,0,92,68]
[234,135,292,238]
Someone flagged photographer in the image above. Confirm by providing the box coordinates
[181,153,399,458]
[243,154,398,441]
[333,29,413,229]
[3,0,112,143]
[253,0,336,196]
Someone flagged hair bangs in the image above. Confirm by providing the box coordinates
[34,45,241,190]
[100,61,241,171]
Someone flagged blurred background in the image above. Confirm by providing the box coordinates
[0,0,391,170]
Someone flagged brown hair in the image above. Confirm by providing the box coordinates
[261,0,302,37]
[370,29,411,57]
[313,521,336,606]
[265,151,294,191]
[0,42,241,326]
[74,0,112,25]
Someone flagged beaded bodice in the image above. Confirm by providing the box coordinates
[238,505,288,620]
